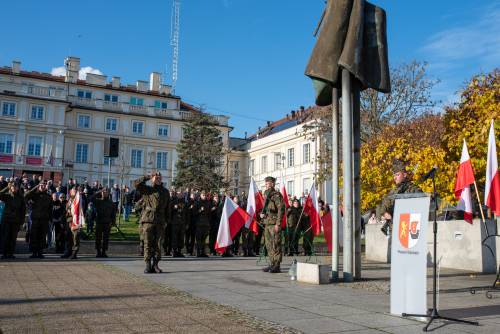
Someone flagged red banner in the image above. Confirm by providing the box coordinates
[0,154,13,163]
[25,157,42,165]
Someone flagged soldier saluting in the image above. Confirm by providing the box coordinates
[134,171,170,274]
[25,181,52,259]
[377,160,422,235]
[259,176,285,273]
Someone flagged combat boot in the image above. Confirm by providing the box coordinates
[262,266,271,272]
[269,266,281,274]
[153,258,163,273]
[70,251,78,260]
[30,252,38,259]
[37,252,45,259]
[144,259,154,274]
[96,250,102,258]
[101,251,108,258]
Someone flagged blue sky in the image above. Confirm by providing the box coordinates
[1,0,498,137]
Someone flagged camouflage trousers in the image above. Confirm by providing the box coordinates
[264,224,282,267]
[142,222,164,262]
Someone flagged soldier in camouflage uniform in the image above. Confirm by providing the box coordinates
[134,172,170,274]
[377,160,422,235]
[0,182,26,259]
[25,182,52,259]
[260,176,285,273]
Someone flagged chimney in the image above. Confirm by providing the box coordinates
[64,56,80,83]
[291,110,296,118]
[159,84,172,95]
[111,76,121,88]
[86,73,107,86]
[267,121,271,127]
[12,61,21,74]
[149,72,161,92]
[244,131,247,139]
[136,80,148,92]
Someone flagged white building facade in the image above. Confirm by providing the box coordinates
[0,57,230,187]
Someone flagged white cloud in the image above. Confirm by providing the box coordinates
[421,4,500,68]
[50,66,104,80]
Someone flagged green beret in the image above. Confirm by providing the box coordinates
[264,176,276,183]
[392,159,408,174]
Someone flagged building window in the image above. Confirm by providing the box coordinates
[274,153,282,170]
[130,97,144,106]
[303,178,311,196]
[287,180,294,197]
[0,134,14,154]
[154,100,168,109]
[75,143,89,163]
[158,124,170,137]
[230,161,240,177]
[249,159,255,176]
[103,157,115,166]
[156,151,168,170]
[2,102,16,116]
[105,118,118,132]
[287,148,295,167]
[132,121,144,135]
[261,156,267,173]
[28,136,43,156]
[131,149,143,168]
[104,94,119,102]
[77,114,91,129]
[303,143,311,164]
[30,105,44,120]
[77,90,92,99]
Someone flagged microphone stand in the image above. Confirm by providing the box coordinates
[402,170,479,331]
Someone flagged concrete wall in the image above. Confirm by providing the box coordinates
[365,219,500,273]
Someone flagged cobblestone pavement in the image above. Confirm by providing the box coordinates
[0,257,300,334]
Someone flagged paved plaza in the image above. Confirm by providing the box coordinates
[0,244,499,333]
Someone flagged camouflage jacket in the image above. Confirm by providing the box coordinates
[134,177,170,224]
[376,180,422,218]
[262,188,285,226]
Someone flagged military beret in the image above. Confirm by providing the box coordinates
[264,176,276,183]
[392,159,408,174]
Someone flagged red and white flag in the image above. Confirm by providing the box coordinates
[454,139,475,224]
[485,120,500,215]
[216,197,251,253]
[245,178,264,235]
[70,191,85,231]
[304,183,321,235]
[280,179,290,229]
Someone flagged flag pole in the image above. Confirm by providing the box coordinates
[473,181,489,236]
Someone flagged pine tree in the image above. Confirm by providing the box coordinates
[173,112,228,192]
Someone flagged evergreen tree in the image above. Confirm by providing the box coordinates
[173,112,228,192]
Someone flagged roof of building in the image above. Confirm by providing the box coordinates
[229,137,249,151]
[0,66,180,99]
[247,105,325,141]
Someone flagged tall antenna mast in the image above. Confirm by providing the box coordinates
[170,0,181,93]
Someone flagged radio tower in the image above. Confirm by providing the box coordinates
[170,0,181,94]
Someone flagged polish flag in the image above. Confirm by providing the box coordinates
[280,180,290,229]
[304,183,321,235]
[70,191,85,231]
[485,120,500,215]
[216,197,251,253]
[454,139,475,224]
[245,178,264,235]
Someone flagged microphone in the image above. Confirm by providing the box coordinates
[420,166,438,182]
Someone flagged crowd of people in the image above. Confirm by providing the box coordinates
[0,173,327,268]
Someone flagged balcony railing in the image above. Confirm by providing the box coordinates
[68,95,97,108]
[103,100,122,111]
[129,104,147,112]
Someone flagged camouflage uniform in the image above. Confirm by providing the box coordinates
[25,188,52,257]
[134,176,170,271]
[0,186,26,258]
[262,187,285,271]
[377,180,422,235]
